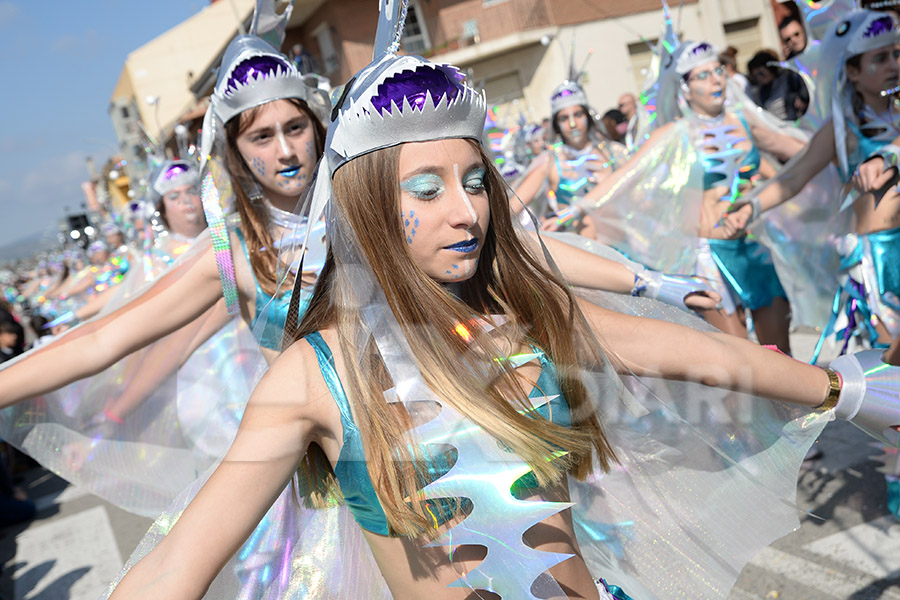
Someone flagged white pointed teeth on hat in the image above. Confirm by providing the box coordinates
[550,80,588,115]
[213,37,312,124]
[845,11,900,57]
[329,55,486,169]
[675,41,719,77]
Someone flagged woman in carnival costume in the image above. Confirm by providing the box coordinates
[571,38,807,354]
[0,0,718,520]
[108,3,900,598]
[0,20,327,516]
[724,8,900,519]
[726,10,900,363]
[64,159,209,325]
[513,63,629,236]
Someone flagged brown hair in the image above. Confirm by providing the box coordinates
[224,98,326,296]
[293,139,615,537]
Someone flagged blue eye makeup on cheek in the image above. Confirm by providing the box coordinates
[400,174,444,199]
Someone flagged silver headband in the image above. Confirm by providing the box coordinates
[550,80,589,116]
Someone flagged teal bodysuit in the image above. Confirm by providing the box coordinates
[235,228,300,351]
[304,331,571,536]
[844,119,896,182]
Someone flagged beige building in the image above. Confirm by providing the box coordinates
[108,0,256,177]
[110,0,786,171]
[287,0,782,125]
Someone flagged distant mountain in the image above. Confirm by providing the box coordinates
[0,228,60,262]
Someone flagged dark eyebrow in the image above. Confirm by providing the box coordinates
[399,159,485,180]
[399,165,443,179]
[245,115,308,137]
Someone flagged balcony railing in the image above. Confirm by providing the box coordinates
[426,0,552,58]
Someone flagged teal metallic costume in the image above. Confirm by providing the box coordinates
[812,226,900,362]
[304,330,635,600]
[235,227,297,351]
[696,113,787,313]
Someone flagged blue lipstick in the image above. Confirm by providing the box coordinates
[278,166,300,178]
[444,238,479,253]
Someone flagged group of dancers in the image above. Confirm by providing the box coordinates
[3,0,900,598]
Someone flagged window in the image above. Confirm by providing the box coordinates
[627,38,657,93]
[401,0,431,55]
[462,20,480,44]
[723,18,761,73]
[313,23,340,75]
[483,71,523,105]
[120,105,129,119]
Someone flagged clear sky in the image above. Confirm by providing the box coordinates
[0,1,212,246]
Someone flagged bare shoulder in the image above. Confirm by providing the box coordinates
[250,334,337,433]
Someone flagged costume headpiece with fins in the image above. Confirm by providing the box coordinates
[641,0,690,128]
[828,10,900,179]
[289,3,573,599]
[149,160,200,207]
[197,0,322,315]
[549,35,593,116]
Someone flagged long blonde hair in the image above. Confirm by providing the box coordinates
[294,139,615,537]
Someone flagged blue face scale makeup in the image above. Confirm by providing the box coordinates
[252,157,266,177]
[401,209,417,244]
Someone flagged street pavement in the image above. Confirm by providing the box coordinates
[1,330,898,600]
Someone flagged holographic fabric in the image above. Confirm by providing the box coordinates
[0,232,268,517]
[811,228,900,363]
[582,119,705,275]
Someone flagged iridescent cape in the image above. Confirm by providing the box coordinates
[0,226,268,517]
[102,231,831,599]
[581,119,705,275]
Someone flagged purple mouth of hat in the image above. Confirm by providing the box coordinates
[370,64,465,115]
[864,16,895,39]
[552,88,577,102]
[444,237,479,253]
[226,55,292,92]
[163,163,190,180]
[690,42,713,56]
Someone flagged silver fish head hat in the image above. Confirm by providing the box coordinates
[149,160,199,206]
[674,41,719,79]
[212,34,313,125]
[828,10,900,178]
[197,34,325,174]
[326,53,486,176]
[844,10,900,58]
[550,80,588,116]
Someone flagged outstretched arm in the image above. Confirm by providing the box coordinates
[523,233,720,311]
[578,122,675,210]
[109,341,326,599]
[749,122,806,163]
[510,153,551,215]
[724,121,836,233]
[578,298,829,408]
[0,243,223,409]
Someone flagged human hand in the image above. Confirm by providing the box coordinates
[853,157,896,193]
[719,204,753,238]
